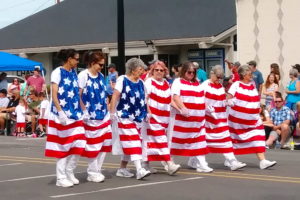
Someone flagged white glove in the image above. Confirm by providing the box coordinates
[110,112,117,121]
[206,105,215,113]
[83,109,89,122]
[180,107,190,117]
[58,111,68,125]
[226,98,236,107]
[145,113,152,122]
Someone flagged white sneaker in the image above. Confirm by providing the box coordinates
[259,160,277,169]
[224,159,247,171]
[136,168,151,180]
[142,163,158,174]
[66,173,79,185]
[196,163,213,173]
[187,157,198,169]
[116,168,134,178]
[56,178,74,187]
[87,173,105,183]
[167,164,181,175]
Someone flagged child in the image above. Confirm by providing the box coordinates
[15,98,27,137]
[38,92,49,137]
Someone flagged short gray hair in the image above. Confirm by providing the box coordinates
[125,58,147,74]
[210,65,224,78]
[289,68,298,78]
[238,65,251,80]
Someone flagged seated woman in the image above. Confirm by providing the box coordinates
[8,78,21,97]
[259,104,273,140]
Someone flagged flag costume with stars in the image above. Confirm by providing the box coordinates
[170,78,208,156]
[78,69,112,158]
[143,78,171,161]
[114,75,147,161]
[228,81,266,154]
[201,80,234,153]
[45,67,86,158]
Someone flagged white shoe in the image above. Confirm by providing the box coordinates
[142,163,158,174]
[167,164,181,175]
[136,168,151,180]
[66,173,79,185]
[187,157,198,169]
[116,168,134,178]
[196,163,213,173]
[56,178,74,187]
[259,160,277,169]
[87,173,105,183]
[224,159,247,171]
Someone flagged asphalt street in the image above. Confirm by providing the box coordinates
[0,136,299,200]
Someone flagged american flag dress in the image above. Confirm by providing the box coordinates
[144,78,171,161]
[201,80,234,153]
[170,78,208,156]
[228,81,266,155]
[45,67,86,158]
[115,75,147,161]
[79,70,112,158]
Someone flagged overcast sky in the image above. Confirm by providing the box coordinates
[0,0,63,29]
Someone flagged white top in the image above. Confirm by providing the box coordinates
[115,75,144,93]
[15,105,26,123]
[40,99,49,119]
[51,67,62,84]
[0,97,9,108]
[78,69,99,89]
[170,78,181,95]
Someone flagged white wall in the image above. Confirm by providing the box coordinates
[236,0,300,93]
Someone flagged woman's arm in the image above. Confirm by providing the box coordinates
[110,90,121,114]
[287,81,300,94]
[172,94,186,110]
[79,88,86,111]
[51,83,63,112]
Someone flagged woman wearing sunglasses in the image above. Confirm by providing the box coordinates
[45,49,86,187]
[143,60,181,175]
[170,61,212,173]
[227,65,276,170]
[194,65,246,171]
[78,51,112,183]
[8,78,20,96]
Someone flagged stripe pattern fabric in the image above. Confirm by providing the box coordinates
[228,81,266,155]
[201,80,234,153]
[170,78,208,156]
[82,114,112,158]
[144,78,171,161]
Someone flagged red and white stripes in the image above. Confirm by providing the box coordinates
[144,78,171,161]
[82,114,112,158]
[201,80,234,153]
[170,78,208,156]
[228,81,266,155]
[45,118,86,158]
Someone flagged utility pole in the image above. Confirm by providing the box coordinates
[117,0,125,75]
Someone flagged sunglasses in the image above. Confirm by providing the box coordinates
[98,63,104,67]
[274,101,283,103]
[154,69,164,72]
[186,71,195,75]
[216,76,223,80]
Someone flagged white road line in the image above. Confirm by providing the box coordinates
[50,177,203,199]
[0,172,84,183]
[0,163,22,167]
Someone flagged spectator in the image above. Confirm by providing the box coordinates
[292,64,300,80]
[26,90,41,136]
[169,64,180,84]
[259,104,273,140]
[20,74,31,97]
[25,67,46,94]
[15,98,27,137]
[248,60,264,95]
[286,68,300,111]
[8,78,20,96]
[38,92,49,137]
[0,90,20,135]
[225,60,241,92]
[194,62,207,83]
[0,89,9,109]
[270,63,281,83]
[266,92,292,149]
[262,73,279,110]
[0,72,8,90]
[106,63,118,102]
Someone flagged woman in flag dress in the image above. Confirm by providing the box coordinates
[110,58,151,180]
[170,61,212,173]
[45,49,86,187]
[199,65,246,171]
[143,60,181,175]
[78,51,112,183]
[227,65,277,169]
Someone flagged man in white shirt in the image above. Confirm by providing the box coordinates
[0,89,9,109]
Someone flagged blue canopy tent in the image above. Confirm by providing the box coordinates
[0,51,44,72]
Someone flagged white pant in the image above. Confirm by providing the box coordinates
[87,153,106,177]
[56,155,80,180]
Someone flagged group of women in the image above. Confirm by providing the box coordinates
[45,49,276,188]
